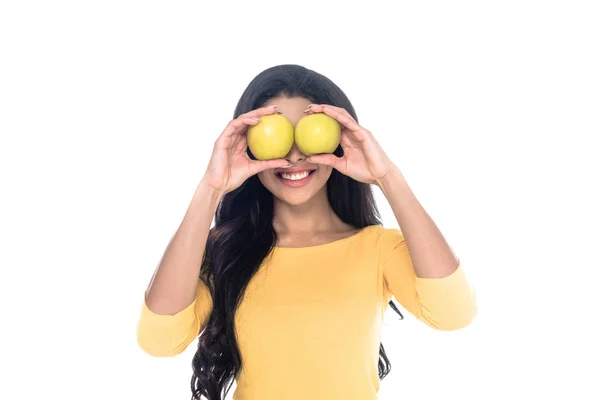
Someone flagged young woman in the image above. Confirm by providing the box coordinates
[137,64,477,400]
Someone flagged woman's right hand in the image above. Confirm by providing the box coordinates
[202,105,292,196]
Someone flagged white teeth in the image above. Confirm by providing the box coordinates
[281,171,310,181]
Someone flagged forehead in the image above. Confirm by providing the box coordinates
[263,96,312,127]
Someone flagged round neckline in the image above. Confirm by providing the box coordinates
[272,225,377,252]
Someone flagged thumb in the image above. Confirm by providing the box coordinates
[248,158,292,176]
[306,154,344,171]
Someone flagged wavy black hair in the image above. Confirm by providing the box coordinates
[190,64,403,400]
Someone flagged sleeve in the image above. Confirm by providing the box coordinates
[381,228,477,331]
[136,278,214,357]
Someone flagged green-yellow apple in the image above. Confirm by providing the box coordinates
[294,113,341,156]
[247,114,294,160]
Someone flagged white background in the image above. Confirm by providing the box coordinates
[1,1,599,399]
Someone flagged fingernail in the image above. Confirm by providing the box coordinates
[252,117,260,121]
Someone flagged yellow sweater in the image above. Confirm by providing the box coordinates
[137,225,477,400]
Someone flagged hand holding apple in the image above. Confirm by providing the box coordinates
[202,105,292,196]
[302,104,396,185]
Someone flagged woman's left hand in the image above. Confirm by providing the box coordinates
[304,104,397,186]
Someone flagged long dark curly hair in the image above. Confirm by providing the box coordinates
[190,64,404,400]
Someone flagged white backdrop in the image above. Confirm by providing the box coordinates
[1,1,599,399]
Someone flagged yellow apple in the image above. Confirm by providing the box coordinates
[294,113,341,156]
[247,114,294,160]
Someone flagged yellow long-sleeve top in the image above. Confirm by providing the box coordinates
[137,225,477,400]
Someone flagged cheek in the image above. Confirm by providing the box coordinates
[315,166,333,184]
[258,171,282,195]
[257,171,271,188]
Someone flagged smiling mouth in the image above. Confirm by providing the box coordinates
[276,170,316,181]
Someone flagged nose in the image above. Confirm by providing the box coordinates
[284,142,307,164]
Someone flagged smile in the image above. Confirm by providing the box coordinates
[280,171,312,181]
[275,169,316,188]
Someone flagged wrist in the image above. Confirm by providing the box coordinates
[375,167,410,200]
[196,178,225,206]
[375,165,405,193]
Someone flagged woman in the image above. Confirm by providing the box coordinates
[137,64,477,400]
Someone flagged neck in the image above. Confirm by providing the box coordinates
[272,187,342,234]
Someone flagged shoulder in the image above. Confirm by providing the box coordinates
[359,224,406,252]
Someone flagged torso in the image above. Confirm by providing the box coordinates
[233,225,389,399]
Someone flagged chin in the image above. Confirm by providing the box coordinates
[258,166,331,205]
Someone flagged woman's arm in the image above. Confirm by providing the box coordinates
[138,106,291,356]
[380,228,476,330]
[376,167,476,330]
[137,179,220,356]
[376,166,459,279]
[145,178,221,315]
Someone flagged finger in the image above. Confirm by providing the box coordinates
[304,104,357,123]
[218,116,262,142]
[241,104,280,119]
[306,154,347,173]
[304,104,370,142]
[233,129,250,153]
[321,105,364,133]
[247,158,293,176]
[219,105,280,141]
